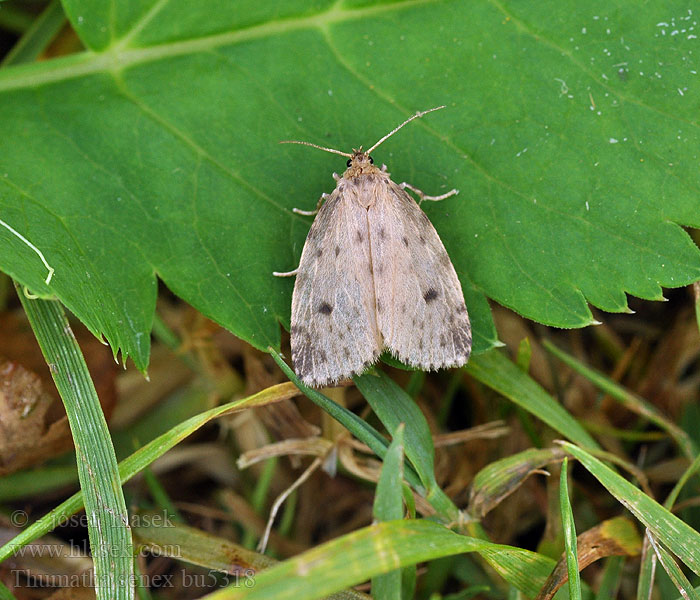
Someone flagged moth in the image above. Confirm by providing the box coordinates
[275,106,471,387]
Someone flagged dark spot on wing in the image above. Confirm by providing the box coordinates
[343,347,351,358]
[377,263,384,275]
[376,300,383,313]
[420,211,431,224]
[440,334,447,348]
[316,249,323,258]
[379,227,387,240]
[401,303,407,313]
[402,236,409,247]
[424,288,439,303]
[335,245,341,257]
[440,253,451,266]
[318,350,327,363]
[338,331,344,340]
[356,230,364,243]
[318,302,333,315]
[418,339,424,350]
[456,302,468,314]
[419,235,426,244]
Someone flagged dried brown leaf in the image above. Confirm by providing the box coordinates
[535,516,642,600]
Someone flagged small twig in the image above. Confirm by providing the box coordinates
[258,457,323,553]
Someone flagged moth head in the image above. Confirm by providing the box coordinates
[343,148,377,176]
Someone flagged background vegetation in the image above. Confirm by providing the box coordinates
[0,1,698,599]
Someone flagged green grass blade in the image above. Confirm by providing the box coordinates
[594,556,624,600]
[372,424,406,600]
[204,519,556,600]
[0,382,299,563]
[132,518,366,600]
[0,581,15,600]
[16,289,133,600]
[695,282,700,335]
[561,442,700,576]
[133,516,276,573]
[373,423,406,522]
[560,458,582,600]
[0,465,78,502]
[466,350,599,450]
[469,447,565,518]
[270,351,389,450]
[1,0,66,67]
[544,341,697,459]
[636,538,656,600]
[0,3,34,33]
[664,452,700,510]
[269,350,425,492]
[645,531,700,600]
[355,371,459,520]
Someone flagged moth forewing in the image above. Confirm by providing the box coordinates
[289,189,382,387]
[276,106,470,387]
[369,180,471,369]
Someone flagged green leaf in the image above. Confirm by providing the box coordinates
[561,442,700,577]
[2,1,700,369]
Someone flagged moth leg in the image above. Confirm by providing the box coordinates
[380,164,388,172]
[399,182,459,206]
[332,172,341,181]
[273,267,299,277]
[292,208,318,216]
[292,192,331,216]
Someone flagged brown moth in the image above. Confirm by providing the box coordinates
[274,106,471,387]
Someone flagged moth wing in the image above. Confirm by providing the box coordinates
[291,189,382,387]
[369,180,471,369]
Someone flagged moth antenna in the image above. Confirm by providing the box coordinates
[279,140,352,158]
[366,105,446,155]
